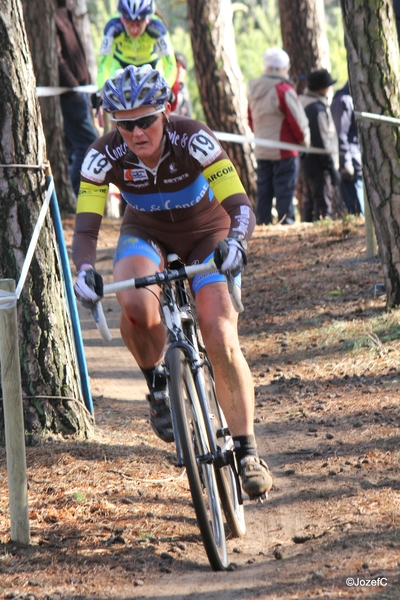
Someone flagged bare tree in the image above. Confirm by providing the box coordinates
[278,0,331,93]
[0,0,92,439]
[21,0,75,213]
[340,0,400,307]
[186,0,256,203]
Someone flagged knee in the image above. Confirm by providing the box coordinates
[198,311,238,359]
[118,291,159,328]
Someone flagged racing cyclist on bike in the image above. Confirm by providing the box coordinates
[97,0,177,91]
[72,64,272,499]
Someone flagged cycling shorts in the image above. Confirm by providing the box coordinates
[114,234,241,295]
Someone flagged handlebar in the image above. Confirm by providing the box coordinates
[92,260,244,342]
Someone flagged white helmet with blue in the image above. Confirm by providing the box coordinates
[117,0,155,20]
[102,64,170,113]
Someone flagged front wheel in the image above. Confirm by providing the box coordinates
[168,347,228,570]
[200,362,246,538]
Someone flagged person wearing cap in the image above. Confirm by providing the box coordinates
[248,47,310,225]
[299,68,340,222]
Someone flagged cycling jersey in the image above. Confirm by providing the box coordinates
[97,14,177,89]
[72,115,255,274]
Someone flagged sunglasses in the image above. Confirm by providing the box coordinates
[113,114,160,132]
[121,17,147,25]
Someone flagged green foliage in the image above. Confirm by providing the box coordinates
[170,27,204,119]
[72,491,86,503]
[325,4,348,88]
[87,0,348,112]
[233,1,282,84]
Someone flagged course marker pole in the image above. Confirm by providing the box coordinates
[0,279,30,545]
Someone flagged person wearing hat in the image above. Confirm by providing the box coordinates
[299,68,340,221]
[248,47,310,225]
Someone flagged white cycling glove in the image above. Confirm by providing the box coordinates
[214,237,247,277]
[74,264,104,308]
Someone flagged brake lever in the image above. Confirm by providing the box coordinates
[225,271,244,313]
[91,300,113,342]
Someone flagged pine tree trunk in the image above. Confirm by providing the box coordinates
[186,0,256,204]
[21,0,76,214]
[278,0,331,94]
[340,0,400,307]
[0,0,92,440]
[71,0,97,85]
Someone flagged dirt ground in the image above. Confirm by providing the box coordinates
[1,216,400,599]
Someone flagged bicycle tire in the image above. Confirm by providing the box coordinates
[168,347,228,570]
[201,362,246,538]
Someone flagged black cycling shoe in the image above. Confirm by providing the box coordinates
[146,389,174,443]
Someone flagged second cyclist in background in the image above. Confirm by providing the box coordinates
[97,0,177,92]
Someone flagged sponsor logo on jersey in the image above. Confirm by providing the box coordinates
[163,173,190,184]
[205,164,235,184]
[169,162,178,173]
[124,169,149,182]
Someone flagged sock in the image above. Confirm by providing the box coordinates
[140,366,167,391]
[233,434,258,465]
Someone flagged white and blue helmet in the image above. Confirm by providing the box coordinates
[102,64,170,112]
[117,0,155,20]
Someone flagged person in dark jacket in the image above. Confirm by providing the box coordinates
[299,69,340,222]
[331,82,364,216]
[56,0,98,196]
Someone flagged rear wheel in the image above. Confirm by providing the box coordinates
[168,347,228,570]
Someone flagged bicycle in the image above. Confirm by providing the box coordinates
[90,256,246,570]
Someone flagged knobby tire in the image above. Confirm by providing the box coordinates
[168,347,228,571]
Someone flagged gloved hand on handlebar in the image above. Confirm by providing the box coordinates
[214,236,247,278]
[74,264,104,308]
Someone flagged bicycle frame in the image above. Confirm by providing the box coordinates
[90,258,246,569]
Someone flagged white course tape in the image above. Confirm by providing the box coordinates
[213,131,329,155]
[355,111,400,126]
[0,179,54,309]
[36,84,98,97]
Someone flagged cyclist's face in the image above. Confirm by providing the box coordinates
[113,105,171,167]
[121,18,148,38]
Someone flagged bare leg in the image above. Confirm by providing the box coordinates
[113,255,166,369]
[195,282,254,437]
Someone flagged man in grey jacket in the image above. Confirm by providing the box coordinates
[248,47,310,225]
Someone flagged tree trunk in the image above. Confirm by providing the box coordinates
[70,0,97,85]
[340,0,400,307]
[278,0,331,94]
[186,0,257,204]
[0,0,92,440]
[21,0,76,214]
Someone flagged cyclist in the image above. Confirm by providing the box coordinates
[72,64,272,499]
[97,0,177,91]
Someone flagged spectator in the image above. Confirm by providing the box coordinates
[299,68,340,222]
[248,47,310,225]
[55,0,98,196]
[171,52,193,117]
[331,81,364,216]
[97,0,177,92]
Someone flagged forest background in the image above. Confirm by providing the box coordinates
[86,0,347,119]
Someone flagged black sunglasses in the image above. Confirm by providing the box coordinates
[116,114,160,132]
